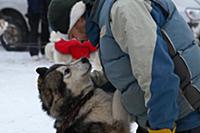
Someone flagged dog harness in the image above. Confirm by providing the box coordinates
[57,89,95,133]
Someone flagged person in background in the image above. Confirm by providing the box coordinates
[27,0,50,60]
[47,0,200,133]
[40,0,51,55]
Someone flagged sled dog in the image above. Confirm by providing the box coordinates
[36,58,130,133]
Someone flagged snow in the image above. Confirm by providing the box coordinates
[0,47,55,133]
[0,46,137,133]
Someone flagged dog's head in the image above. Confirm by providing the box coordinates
[36,58,93,120]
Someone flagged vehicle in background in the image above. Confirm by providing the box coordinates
[173,0,200,40]
[0,0,199,51]
[0,0,29,51]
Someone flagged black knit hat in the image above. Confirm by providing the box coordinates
[48,0,81,34]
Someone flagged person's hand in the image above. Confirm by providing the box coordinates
[148,127,176,133]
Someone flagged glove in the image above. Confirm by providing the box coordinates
[148,127,176,133]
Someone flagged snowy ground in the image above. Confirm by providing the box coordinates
[0,46,137,133]
[0,46,55,133]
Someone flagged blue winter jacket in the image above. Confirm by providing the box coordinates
[84,0,200,132]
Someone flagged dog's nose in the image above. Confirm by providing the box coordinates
[81,58,89,64]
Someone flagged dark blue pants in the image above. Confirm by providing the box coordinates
[27,13,40,56]
[27,12,49,56]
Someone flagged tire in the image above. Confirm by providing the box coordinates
[0,14,28,51]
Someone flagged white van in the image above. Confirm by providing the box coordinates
[173,0,200,22]
[173,0,200,36]
[0,0,29,51]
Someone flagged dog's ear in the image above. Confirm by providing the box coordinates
[36,67,48,78]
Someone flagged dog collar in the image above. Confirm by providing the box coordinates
[58,89,95,132]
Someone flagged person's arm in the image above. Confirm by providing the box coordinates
[110,0,179,131]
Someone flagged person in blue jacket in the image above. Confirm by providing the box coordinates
[48,0,200,133]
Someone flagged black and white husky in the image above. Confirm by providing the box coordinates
[36,58,130,133]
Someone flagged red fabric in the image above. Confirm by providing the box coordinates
[55,39,97,59]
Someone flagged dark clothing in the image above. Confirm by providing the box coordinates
[40,0,51,54]
[0,12,4,18]
[27,0,41,13]
[27,0,50,56]
[177,125,200,133]
[136,126,148,133]
[40,15,49,55]
[27,13,40,56]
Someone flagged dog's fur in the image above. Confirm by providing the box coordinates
[36,58,130,133]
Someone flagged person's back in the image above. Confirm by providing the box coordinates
[47,0,200,132]
[88,0,200,132]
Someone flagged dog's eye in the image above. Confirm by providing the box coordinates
[64,68,70,75]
